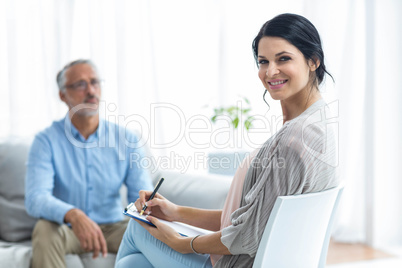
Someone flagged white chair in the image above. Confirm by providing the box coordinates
[253,185,344,268]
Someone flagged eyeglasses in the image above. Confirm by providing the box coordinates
[64,79,103,91]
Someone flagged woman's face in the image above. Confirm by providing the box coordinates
[257,36,316,102]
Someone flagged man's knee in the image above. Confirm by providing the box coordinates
[32,219,65,248]
[31,220,69,268]
[103,219,129,253]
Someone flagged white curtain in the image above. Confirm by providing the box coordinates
[1,0,401,249]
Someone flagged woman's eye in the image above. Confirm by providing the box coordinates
[258,60,268,65]
[279,56,291,61]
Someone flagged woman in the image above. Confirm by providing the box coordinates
[115,13,339,268]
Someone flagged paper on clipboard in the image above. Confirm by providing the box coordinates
[123,203,213,237]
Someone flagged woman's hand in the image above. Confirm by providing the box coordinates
[135,216,231,255]
[134,190,179,222]
[134,216,189,253]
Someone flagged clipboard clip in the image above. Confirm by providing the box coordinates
[124,202,135,212]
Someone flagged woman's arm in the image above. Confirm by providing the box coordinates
[176,206,221,231]
[135,190,222,231]
[137,216,231,255]
[181,231,231,255]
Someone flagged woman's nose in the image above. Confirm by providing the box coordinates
[266,64,280,77]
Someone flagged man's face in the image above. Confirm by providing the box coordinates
[59,63,101,117]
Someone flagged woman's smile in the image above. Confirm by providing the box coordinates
[258,36,314,101]
[267,79,288,89]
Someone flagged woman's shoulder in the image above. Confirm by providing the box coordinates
[277,100,337,158]
[258,99,338,160]
[284,99,332,138]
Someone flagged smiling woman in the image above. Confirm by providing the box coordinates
[257,37,315,102]
[252,13,333,123]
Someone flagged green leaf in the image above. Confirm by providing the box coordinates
[244,117,254,130]
[227,106,237,114]
[245,120,252,130]
[210,97,254,128]
[233,117,239,128]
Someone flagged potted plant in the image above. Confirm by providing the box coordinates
[208,96,254,176]
[211,96,254,132]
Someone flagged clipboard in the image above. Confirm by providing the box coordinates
[123,203,213,237]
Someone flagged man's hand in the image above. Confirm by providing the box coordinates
[64,208,107,259]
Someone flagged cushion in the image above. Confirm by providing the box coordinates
[0,139,37,242]
[155,170,231,210]
[0,240,32,268]
[79,253,117,268]
[65,254,85,268]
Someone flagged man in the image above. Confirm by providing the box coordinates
[25,59,153,268]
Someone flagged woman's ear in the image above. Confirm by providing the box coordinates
[309,57,321,72]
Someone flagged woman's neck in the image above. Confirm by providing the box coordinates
[281,89,322,124]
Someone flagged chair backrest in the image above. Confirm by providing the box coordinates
[253,185,344,268]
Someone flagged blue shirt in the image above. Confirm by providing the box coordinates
[25,116,153,225]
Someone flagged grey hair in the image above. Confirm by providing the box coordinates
[56,59,99,91]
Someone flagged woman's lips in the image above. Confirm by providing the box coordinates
[268,79,287,90]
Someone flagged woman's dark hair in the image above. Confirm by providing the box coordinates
[252,13,333,86]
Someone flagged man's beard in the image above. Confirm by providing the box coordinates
[69,95,100,117]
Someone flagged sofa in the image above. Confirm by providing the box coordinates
[0,138,232,268]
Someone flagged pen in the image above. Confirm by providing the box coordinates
[140,177,164,216]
